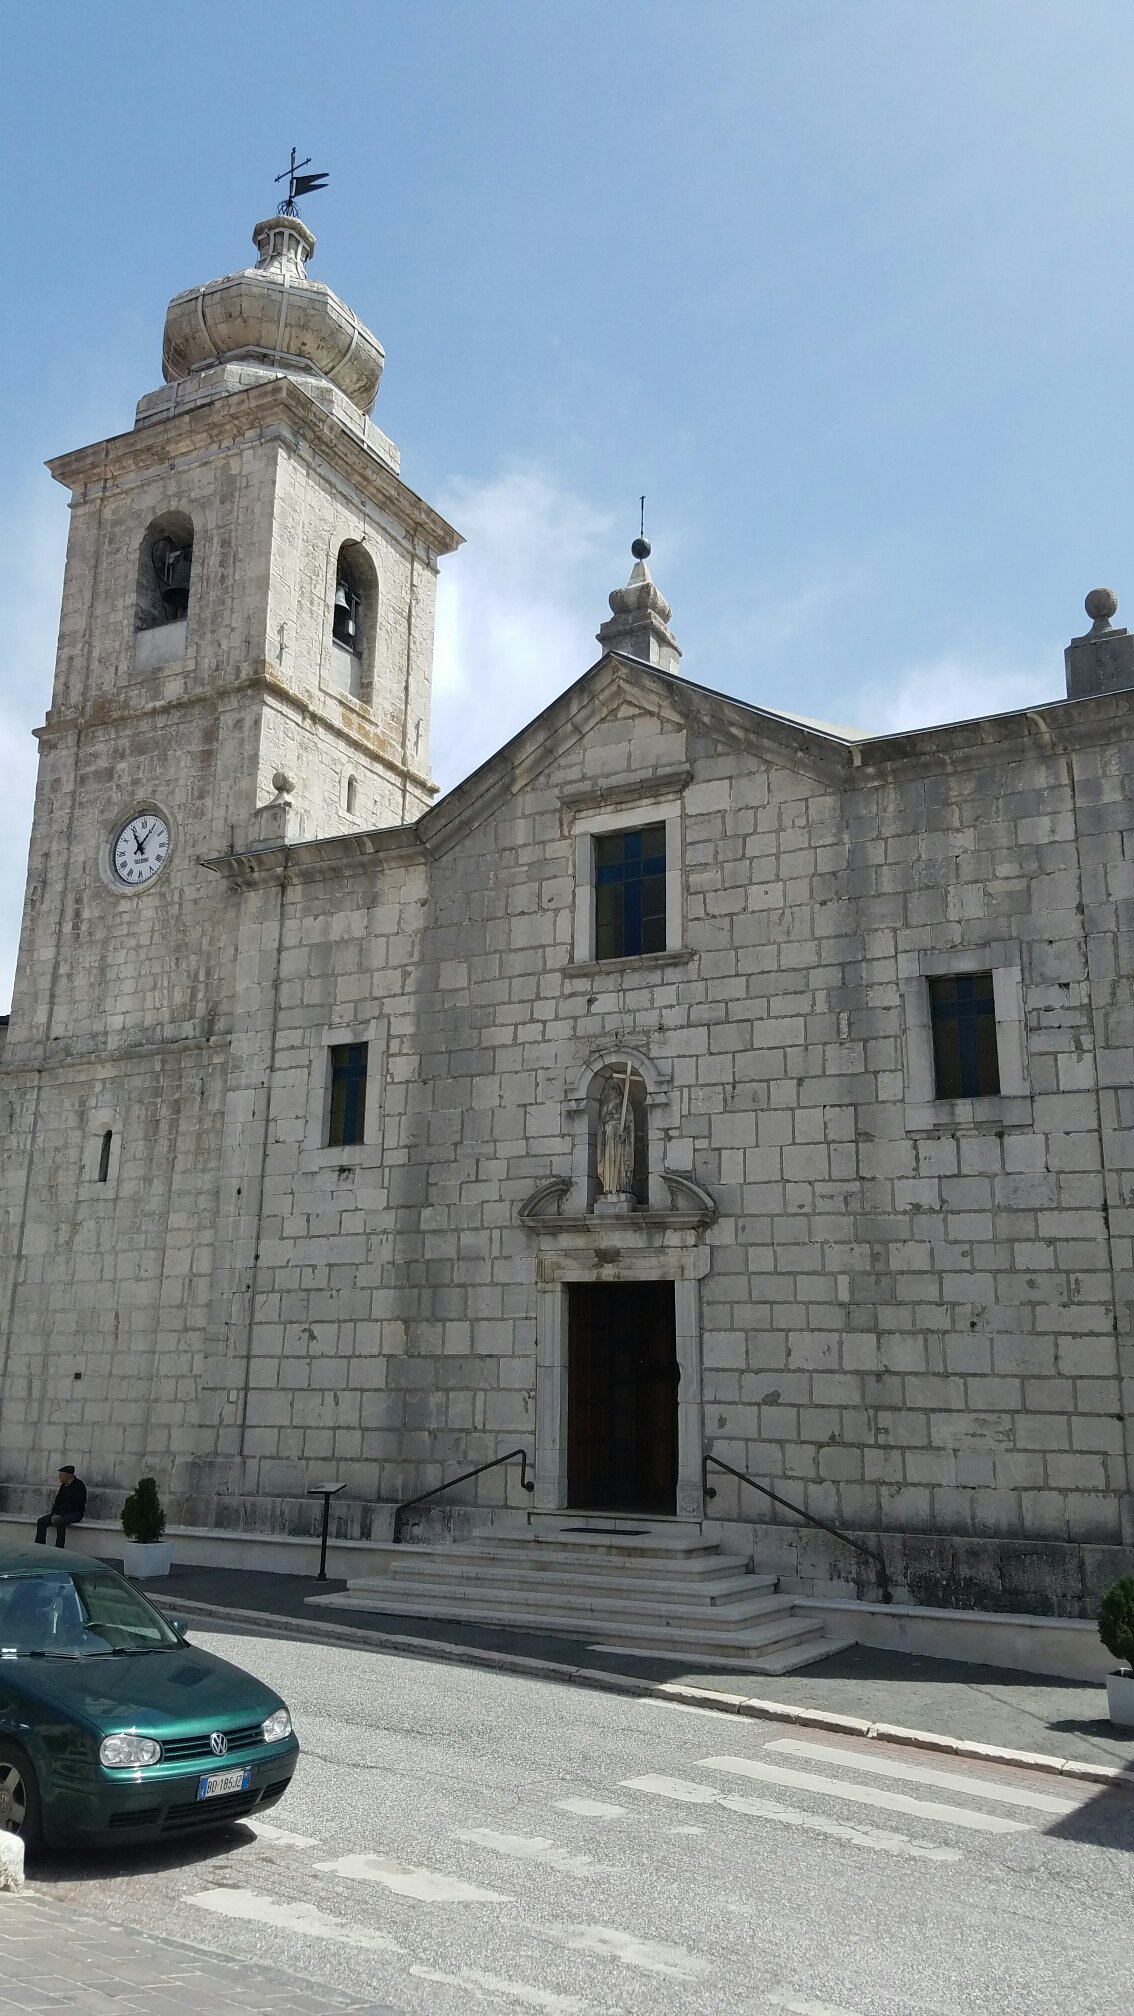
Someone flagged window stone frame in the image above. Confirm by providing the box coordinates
[900,942,1030,1132]
[79,1107,123,1197]
[302,1015,387,1169]
[570,797,685,969]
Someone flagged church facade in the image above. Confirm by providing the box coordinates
[1,215,1131,1614]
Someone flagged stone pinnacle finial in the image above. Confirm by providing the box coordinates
[596,525,682,676]
[1066,587,1134,700]
[1084,587,1118,636]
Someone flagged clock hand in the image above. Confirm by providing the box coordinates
[132,824,148,857]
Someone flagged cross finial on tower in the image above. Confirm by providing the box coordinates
[596,511,681,675]
[275,147,330,217]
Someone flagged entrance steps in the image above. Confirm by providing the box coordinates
[307,1526,854,1673]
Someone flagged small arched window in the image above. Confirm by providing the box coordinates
[346,775,358,815]
[97,1131,113,1183]
[329,540,378,702]
[137,511,194,632]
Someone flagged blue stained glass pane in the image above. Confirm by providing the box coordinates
[593,825,666,961]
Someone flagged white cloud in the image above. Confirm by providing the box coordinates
[431,465,615,791]
[0,487,68,1009]
[853,650,1062,737]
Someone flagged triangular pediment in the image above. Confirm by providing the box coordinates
[418,651,856,859]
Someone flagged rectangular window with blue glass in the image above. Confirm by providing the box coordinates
[327,1042,368,1147]
[928,973,1000,1099]
[594,824,667,961]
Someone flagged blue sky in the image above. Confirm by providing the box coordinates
[2,1,1133,1001]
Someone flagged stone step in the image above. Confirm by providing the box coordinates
[309,1585,823,1656]
[750,1633,857,1675]
[377,1560,776,1605]
[372,1538,749,1580]
[308,1530,849,1673]
[341,1577,794,1627]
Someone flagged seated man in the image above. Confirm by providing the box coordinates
[34,1464,87,1549]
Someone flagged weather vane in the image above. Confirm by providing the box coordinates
[275,147,329,217]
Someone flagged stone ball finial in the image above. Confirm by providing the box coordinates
[271,770,295,797]
[631,536,652,562]
[1085,587,1118,623]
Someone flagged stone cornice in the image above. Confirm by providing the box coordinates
[1,1030,231,1078]
[46,376,462,560]
[855,687,1134,775]
[36,666,436,797]
[202,821,424,886]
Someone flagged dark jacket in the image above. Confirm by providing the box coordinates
[50,1476,86,1522]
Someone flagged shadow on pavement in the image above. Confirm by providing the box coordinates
[28,1818,262,1886]
[1043,1785,1134,1852]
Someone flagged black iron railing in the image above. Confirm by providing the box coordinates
[394,1447,535,1542]
[703,1451,892,1603]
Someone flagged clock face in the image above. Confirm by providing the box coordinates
[111,812,170,888]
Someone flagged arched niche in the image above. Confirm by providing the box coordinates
[330,538,379,704]
[565,1047,675,1213]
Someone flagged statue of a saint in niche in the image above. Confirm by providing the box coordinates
[596,1067,636,1200]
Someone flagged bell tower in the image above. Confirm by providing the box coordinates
[0,208,459,1498]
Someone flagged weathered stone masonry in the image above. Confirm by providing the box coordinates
[1,215,1132,1616]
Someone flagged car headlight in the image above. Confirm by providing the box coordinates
[100,1733,161,1768]
[261,1708,292,1745]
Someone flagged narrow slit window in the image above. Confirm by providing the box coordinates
[928,973,1000,1099]
[97,1131,113,1183]
[346,775,358,815]
[594,824,667,961]
[327,1043,368,1148]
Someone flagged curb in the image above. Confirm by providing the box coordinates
[169,1594,1134,1792]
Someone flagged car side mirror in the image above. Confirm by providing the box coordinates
[165,1617,190,1640]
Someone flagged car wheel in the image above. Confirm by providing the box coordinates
[0,1741,44,1852]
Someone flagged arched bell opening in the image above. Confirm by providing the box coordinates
[330,539,378,703]
[136,512,194,633]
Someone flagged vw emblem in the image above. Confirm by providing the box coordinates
[209,1731,228,1757]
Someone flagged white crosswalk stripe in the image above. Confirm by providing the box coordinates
[188,1887,402,1953]
[621,1773,961,1863]
[698,1754,1030,1833]
[767,1738,1079,1814]
[313,1852,508,1902]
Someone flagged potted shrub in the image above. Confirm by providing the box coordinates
[1098,1574,1134,1727]
[121,1476,172,1580]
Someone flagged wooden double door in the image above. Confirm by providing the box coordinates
[566,1282,678,1515]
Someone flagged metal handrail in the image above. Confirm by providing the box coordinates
[703,1451,892,1603]
[394,1447,535,1542]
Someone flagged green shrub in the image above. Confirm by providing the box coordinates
[1097,1575,1134,1673]
[121,1476,167,1546]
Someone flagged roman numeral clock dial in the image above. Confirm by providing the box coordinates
[111,813,170,888]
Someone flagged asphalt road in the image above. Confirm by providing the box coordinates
[29,1620,1134,2016]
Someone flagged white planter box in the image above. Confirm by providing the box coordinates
[122,1540,172,1580]
[1105,1669,1134,1728]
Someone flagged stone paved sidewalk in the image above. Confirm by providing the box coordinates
[151,1563,1134,1772]
[0,1889,398,2015]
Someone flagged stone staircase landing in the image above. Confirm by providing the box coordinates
[306,1523,852,1674]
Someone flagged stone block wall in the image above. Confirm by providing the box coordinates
[188,669,1133,1586]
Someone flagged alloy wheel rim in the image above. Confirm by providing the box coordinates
[0,1763,27,1834]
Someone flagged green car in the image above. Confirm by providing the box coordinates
[0,1545,299,1850]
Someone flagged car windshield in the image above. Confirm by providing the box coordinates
[0,1568,180,1658]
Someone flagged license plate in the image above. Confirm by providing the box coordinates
[197,1767,252,1801]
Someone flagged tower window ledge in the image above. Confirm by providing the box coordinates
[135,620,187,673]
[324,639,364,703]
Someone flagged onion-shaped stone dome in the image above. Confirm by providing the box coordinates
[161,217,384,417]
